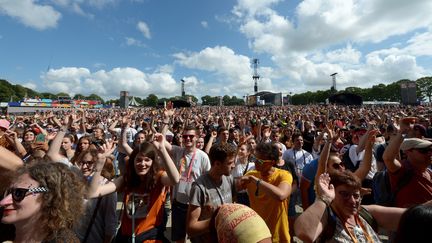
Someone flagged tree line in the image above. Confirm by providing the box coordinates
[1,77,432,106]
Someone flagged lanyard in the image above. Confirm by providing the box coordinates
[180,150,197,181]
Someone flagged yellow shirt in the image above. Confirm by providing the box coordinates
[246,168,293,243]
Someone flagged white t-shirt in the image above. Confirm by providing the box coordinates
[112,127,137,144]
[170,146,211,204]
[282,148,313,176]
[348,145,377,180]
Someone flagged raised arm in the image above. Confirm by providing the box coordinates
[204,130,217,154]
[118,116,133,156]
[47,115,73,162]
[241,174,292,201]
[153,133,180,185]
[4,130,27,157]
[0,146,24,171]
[295,173,334,242]
[87,142,123,198]
[353,130,377,180]
[382,118,413,173]
[315,124,335,186]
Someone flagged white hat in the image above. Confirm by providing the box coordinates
[400,138,432,151]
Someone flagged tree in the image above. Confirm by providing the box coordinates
[146,94,158,107]
[73,94,86,100]
[56,92,70,97]
[416,77,432,102]
[87,93,104,102]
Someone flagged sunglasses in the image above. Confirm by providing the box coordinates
[182,134,195,139]
[4,187,49,203]
[338,190,361,201]
[332,163,345,170]
[415,147,432,154]
[250,155,273,165]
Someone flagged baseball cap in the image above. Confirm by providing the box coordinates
[0,119,10,130]
[400,138,432,151]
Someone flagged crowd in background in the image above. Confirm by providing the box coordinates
[0,103,432,243]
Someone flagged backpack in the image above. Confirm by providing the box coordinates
[341,145,360,172]
[372,169,413,206]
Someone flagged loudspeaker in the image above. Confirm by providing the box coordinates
[400,81,417,105]
[119,91,129,109]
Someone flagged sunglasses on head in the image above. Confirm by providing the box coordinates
[250,155,273,165]
[415,147,432,154]
[182,134,195,139]
[332,162,345,170]
[4,187,49,203]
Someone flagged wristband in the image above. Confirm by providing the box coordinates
[317,195,332,207]
[255,179,262,196]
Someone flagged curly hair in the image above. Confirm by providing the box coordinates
[124,142,159,191]
[14,161,85,241]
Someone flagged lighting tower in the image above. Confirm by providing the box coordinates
[181,79,185,97]
[330,73,338,91]
[252,58,260,93]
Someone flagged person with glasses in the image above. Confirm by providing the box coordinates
[295,171,406,243]
[383,117,432,208]
[162,119,211,243]
[240,142,293,243]
[73,148,117,243]
[0,161,85,242]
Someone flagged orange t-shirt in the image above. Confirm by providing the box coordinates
[120,170,167,242]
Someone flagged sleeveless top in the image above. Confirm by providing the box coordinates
[119,170,167,238]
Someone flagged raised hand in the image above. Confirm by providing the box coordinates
[152,133,166,151]
[316,173,335,203]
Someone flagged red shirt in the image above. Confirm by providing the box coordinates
[390,161,432,207]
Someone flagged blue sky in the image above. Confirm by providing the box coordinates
[1,0,431,100]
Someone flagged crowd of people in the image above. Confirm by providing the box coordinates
[0,103,432,243]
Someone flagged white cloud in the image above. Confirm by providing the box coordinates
[124,37,146,47]
[228,0,432,94]
[174,45,275,96]
[137,21,151,39]
[40,67,179,99]
[201,21,208,28]
[0,0,61,30]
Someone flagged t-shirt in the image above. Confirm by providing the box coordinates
[348,145,377,180]
[282,148,313,177]
[171,146,211,204]
[390,161,432,207]
[245,168,293,243]
[301,158,319,204]
[189,173,234,241]
[119,171,167,239]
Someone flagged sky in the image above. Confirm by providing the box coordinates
[1,0,431,101]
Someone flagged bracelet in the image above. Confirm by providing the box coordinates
[255,179,262,196]
[317,195,332,207]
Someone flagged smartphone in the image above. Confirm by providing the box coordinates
[35,134,46,143]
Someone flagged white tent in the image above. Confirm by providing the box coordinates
[129,96,141,107]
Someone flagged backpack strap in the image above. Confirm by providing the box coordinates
[82,197,103,243]
[317,206,336,243]
[358,206,378,232]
